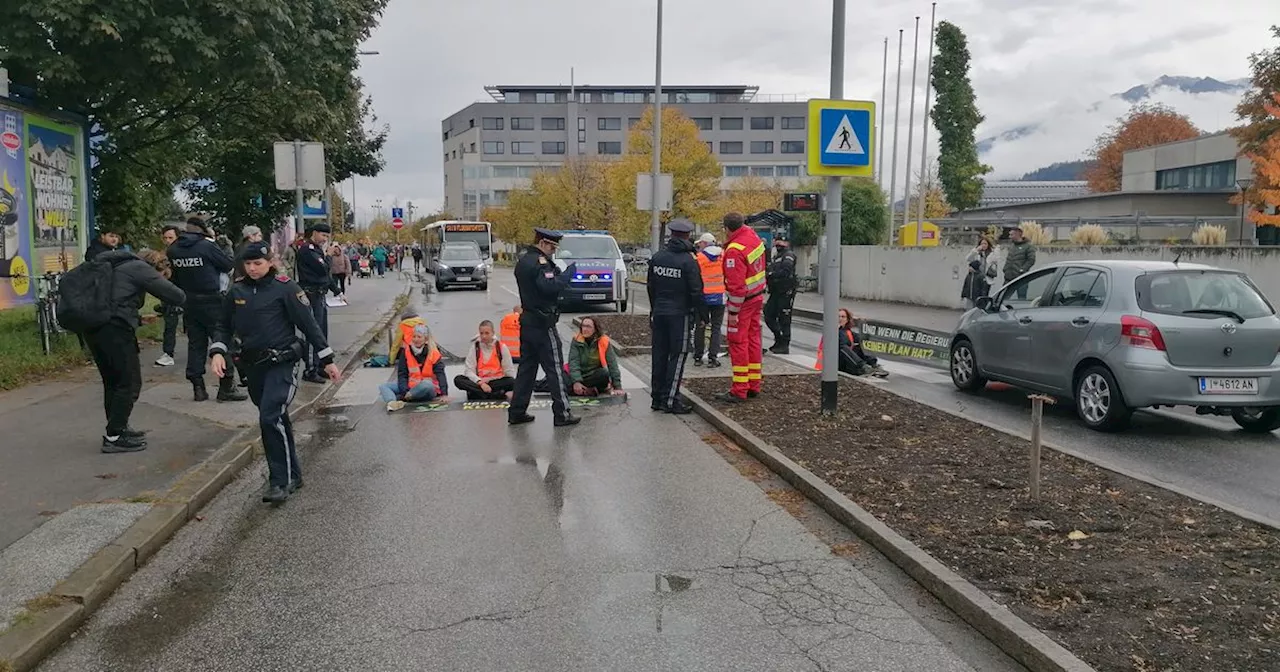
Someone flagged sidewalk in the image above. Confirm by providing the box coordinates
[0,275,409,629]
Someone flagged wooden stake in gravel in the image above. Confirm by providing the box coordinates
[1028,394,1055,500]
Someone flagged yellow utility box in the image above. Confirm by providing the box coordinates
[898,221,940,247]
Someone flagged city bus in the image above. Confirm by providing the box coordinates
[421,220,493,270]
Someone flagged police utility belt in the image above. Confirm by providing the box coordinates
[241,340,305,366]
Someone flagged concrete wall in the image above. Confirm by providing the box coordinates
[1122,132,1253,191]
[832,245,1280,309]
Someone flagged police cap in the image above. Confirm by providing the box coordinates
[667,219,694,236]
[533,227,564,243]
[305,222,332,234]
[238,241,271,262]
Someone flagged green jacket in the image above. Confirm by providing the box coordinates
[1002,240,1036,281]
[568,334,622,388]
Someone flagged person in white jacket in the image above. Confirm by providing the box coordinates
[452,320,517,401]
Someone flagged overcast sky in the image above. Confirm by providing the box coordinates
[346,0,1274,222]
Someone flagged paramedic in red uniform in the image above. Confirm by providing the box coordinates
[718,212,768,403]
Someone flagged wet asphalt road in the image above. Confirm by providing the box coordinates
[37,272,1019,672]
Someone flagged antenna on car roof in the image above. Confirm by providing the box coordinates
[1173,252,1182,265]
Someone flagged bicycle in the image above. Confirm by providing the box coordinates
[34,272,65,355]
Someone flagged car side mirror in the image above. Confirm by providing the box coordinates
[975,296,993,312]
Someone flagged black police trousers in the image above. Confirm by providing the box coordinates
[246,360,302,489]
[509,323,571,420]
[763,290,796,348]
[84,321,142,437]
[650,313,692,409]
[302,288,329,376]
[183,295,222,382]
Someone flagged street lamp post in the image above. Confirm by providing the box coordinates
[820,0,846,414]
[1237,178,1255,245]
[649,0,664,253]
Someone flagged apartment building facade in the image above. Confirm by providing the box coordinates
[441,85,810,220]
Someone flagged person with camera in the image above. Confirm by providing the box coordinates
[209,242,341,504]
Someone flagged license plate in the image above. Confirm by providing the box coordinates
[456,276,470,282]
[583,293,607,300]
[1198,377,1259,395]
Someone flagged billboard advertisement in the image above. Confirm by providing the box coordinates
[0,102,87,308]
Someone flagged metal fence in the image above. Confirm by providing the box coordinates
[926,215,1245,246]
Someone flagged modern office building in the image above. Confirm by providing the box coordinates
[441,84,810,220]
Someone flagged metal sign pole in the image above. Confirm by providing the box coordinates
[821,0,846,414]
[293,140,305,234]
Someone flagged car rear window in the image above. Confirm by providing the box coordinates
[1135,271,1274,319]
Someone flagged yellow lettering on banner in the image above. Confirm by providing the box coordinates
[862,340,889,353]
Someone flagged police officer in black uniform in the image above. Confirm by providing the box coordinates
[295,223,336,384]
[647,219,704,414]
[764,238,799,355]
[209,242,340,504]
[508,228,580,427]
[167,217,247,402]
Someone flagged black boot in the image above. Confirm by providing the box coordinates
[102,434,147,453]
[553,413,581,427]
[262,485,289,504]
[192,379,209,402]
[217,377,248,402]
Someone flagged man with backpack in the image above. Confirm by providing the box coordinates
[59,246,186,452]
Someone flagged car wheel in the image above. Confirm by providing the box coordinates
[1075,365,1132,432]
[949,339,986,392]
[435,281,445,292]
[478,283,488,291]
[1230,407,1280,433]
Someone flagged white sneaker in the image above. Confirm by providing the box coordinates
[154,354,175,366]
[386,400,405,412]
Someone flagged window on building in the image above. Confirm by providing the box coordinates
[493,190,510,206]
[780,141,804,154]
[674,92,712,103]
[1155,160,1237,190]
[750,116,774,130]
[578,129,586,142]
[493,166,518,178]
[578,117,587,130]
[692,117,713,130]
[597,141,622,155]
[470,142,476,153]
[750,166,775,177]
[505,92,521,103]
[482,141,504,154]
[781,116,806,130]
[452,150,458,159]
[776,165,800,177]
[598,117,622,131]
[534,92,563,103]
[579,142,587,155]
[724,166,749,177]
[482,117,504,130]
[750,141,774,154]
[720,141,744,154]
[443,129,450,141]
[469,118,475,128]
[512,141,536,155]
[720,117,744,130]
[542,141,566,155]
[540,117,565,131]
[511,117,535,131]
[628,117,642,129]
[706,141,713,153]
[443,153,449,162]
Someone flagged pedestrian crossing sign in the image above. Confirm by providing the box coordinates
[807,99,876,177]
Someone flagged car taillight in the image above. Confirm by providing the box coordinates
[1121,315,1166,351]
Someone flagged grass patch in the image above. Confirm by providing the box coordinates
[136,295,166,343]
[0,305,90,391]
[22,594,66,613]
[124,492,161,504]
[1,658,15,672]
[7,610,34,629]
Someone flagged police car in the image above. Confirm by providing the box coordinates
[553,230,628,312]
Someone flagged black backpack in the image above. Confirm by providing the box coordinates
[57,259,117,332]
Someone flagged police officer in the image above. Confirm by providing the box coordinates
[295,223,336,383]
[647,219,704,414]
[209,242,340,504]
[167,217,247,402]
[508,228,580,427]
[763,238,798,354]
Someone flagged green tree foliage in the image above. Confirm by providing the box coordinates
[1234,25,1280,152]
[789,178,888,246]
[929,21,991,212]
[2,0,389,244]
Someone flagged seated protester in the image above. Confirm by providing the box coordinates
[815,308,888,378]
[566,316,626,397]
[454,319,517,401]
[380,324,449,411]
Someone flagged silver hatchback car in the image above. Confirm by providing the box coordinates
[949,260,1280,432]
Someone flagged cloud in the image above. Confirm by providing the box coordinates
[350,0,1275,218]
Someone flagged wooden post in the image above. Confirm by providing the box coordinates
[1027,394,1055,500]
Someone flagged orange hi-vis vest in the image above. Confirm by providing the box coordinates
[405,346,442,394]
[697,251,725,297]
[475,341,506,379]
[564,334,611,374]
[499,312,521,359]
[814,329,856,371]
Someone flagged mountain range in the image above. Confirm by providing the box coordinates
[976,75,1250,182]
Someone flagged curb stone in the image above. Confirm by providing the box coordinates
[675,381,1098,672]
[0,285,412,672]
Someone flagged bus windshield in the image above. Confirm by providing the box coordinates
[556,236,620,261]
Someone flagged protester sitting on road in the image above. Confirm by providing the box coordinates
[454,320,517,401]
[380,324,448,412]
[499,305,522,363]
[566,316,625,397]
[815,308,888,378]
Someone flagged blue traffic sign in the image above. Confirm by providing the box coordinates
[806,99,876,177]
[390,207,404,219]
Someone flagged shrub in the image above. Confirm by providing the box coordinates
[1018,220,1053,245]
[1069,223,1111,245]
[1190,223,1228,246]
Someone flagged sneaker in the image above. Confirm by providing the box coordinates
[122,427,147,438]
[102,435,147,453]
[386,400,405,412]
[665,401,694,415]
[707,359,722,368]
[693,358,704,367]
[262,485,289,504]
[871,366,890,378]
[154,354,175,367]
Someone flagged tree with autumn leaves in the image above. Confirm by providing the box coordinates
[1232,26,1280,224]
[1084,103,1200,193]
[1245,93,1280,226]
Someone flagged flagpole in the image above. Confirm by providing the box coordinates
[916,3,937,231]
[902,16,921,246]
[886,29,904,245]
[877,36,888,186]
